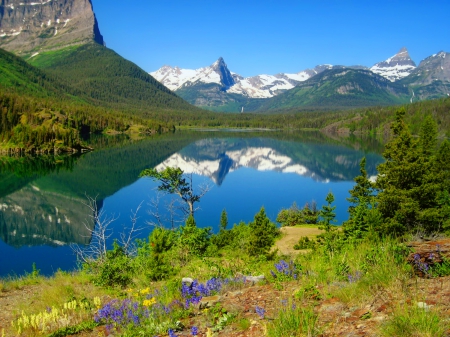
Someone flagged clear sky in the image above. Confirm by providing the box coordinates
[92,0,450,77]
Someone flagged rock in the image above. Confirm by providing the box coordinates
[199,295,222,309]
[417,301,433,311]
[182,277,194,286]
[0,0,104,55]
[245,275,265,283]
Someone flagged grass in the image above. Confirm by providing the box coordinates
[1,235,449,336]
[380,305,447,337]
[266,304,320,337]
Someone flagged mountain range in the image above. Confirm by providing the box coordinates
[151,48,450,112]
[1,0,449,118]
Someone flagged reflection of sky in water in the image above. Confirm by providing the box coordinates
[0,137,384,277]
[0,240,77,276]
[102,167,354,240]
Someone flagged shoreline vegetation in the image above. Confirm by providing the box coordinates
[1,108,450,336]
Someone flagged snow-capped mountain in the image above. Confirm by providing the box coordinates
[150,47,449,111]
[370,47,416,82]
[151,61,334,99]
[150,57,235,91]
[227,65,334,98]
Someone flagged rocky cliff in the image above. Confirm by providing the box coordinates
[0,0,103,55]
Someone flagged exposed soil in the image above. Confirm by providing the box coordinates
[274,226,323,256]
[2,236,450,337]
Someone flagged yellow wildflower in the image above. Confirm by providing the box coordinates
[142,298,157,307]
[140,287,151,295]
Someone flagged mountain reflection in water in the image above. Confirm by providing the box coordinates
[0,131,385,276]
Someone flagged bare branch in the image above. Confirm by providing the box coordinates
[119,201,144,256]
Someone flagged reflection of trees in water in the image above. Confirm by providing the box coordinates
[0,186,93,248]
[0,131,385,247]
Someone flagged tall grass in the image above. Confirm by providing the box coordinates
[266,304,320,337]
[380,305,447,337]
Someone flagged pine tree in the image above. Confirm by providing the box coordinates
[319,192,337,232]
[376,109,447,235]
[248,207,279,257]
[344,157,377,240]
[220,209,228,231]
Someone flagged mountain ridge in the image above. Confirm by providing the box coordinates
[151,47,450,112]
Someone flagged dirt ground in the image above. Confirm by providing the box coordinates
[274,226,323,255]
[2,234,450,337]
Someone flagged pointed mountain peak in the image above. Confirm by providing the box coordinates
[370,47,416,81]
[211,57,235,88]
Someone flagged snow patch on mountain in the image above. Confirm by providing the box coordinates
[370,47,416,82]
[151,60,336,98]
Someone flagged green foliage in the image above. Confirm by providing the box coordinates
[46,320,99,337]
[344,157,379,241]
[276,201,319,227]
[135,227,177,281]
[318,192,337,231]
[376,108,450,236]
[140,167,204,217]
[248,207,280,257]
[89,241,133,288]
[179,215,211,256]
[211,209,234,249]
[293,236,316,250]
[220,209,228,231]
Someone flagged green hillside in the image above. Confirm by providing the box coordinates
[28,43,201,116]
[0,48,79,100]
[0,47,176,152]
[258,68,411,111]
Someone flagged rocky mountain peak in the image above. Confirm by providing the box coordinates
[211,57,235,89]
[370,47,416,82]
[409,51,450,85]
[0,0,103,55]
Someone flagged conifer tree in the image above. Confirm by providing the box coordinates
[344,157,377,240]
[220,209,228,231]
[319,192,337,232]
[248,207,279,257]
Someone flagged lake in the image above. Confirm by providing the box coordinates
[0,131,385,277]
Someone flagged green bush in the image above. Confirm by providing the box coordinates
[89,241,133,288]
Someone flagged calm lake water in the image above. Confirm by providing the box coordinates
[0,131,385,277]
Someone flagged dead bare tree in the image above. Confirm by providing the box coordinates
[70,195,144,264]
[119,201,144,256]
[146,191,185,229]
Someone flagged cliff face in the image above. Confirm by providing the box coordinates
[0,0,103,55]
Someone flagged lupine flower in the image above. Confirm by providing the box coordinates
[191,326,199,336]
[255,306,266,319]
[168,329,178,337]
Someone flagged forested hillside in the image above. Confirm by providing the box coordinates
[28,44,201,116]
[0,47,175,153]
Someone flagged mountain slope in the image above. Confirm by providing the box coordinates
[398,51,450,101]
[28,43,200,115]
[0,47,78,98]
[0,0,103,55]
[370,47,416,82]
[258,68,411,111]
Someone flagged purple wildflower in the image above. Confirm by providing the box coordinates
[255,306,266,319]
[191,326,199,336]
[168,329,178,337]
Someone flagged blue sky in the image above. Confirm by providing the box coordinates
[93,0,450,77]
